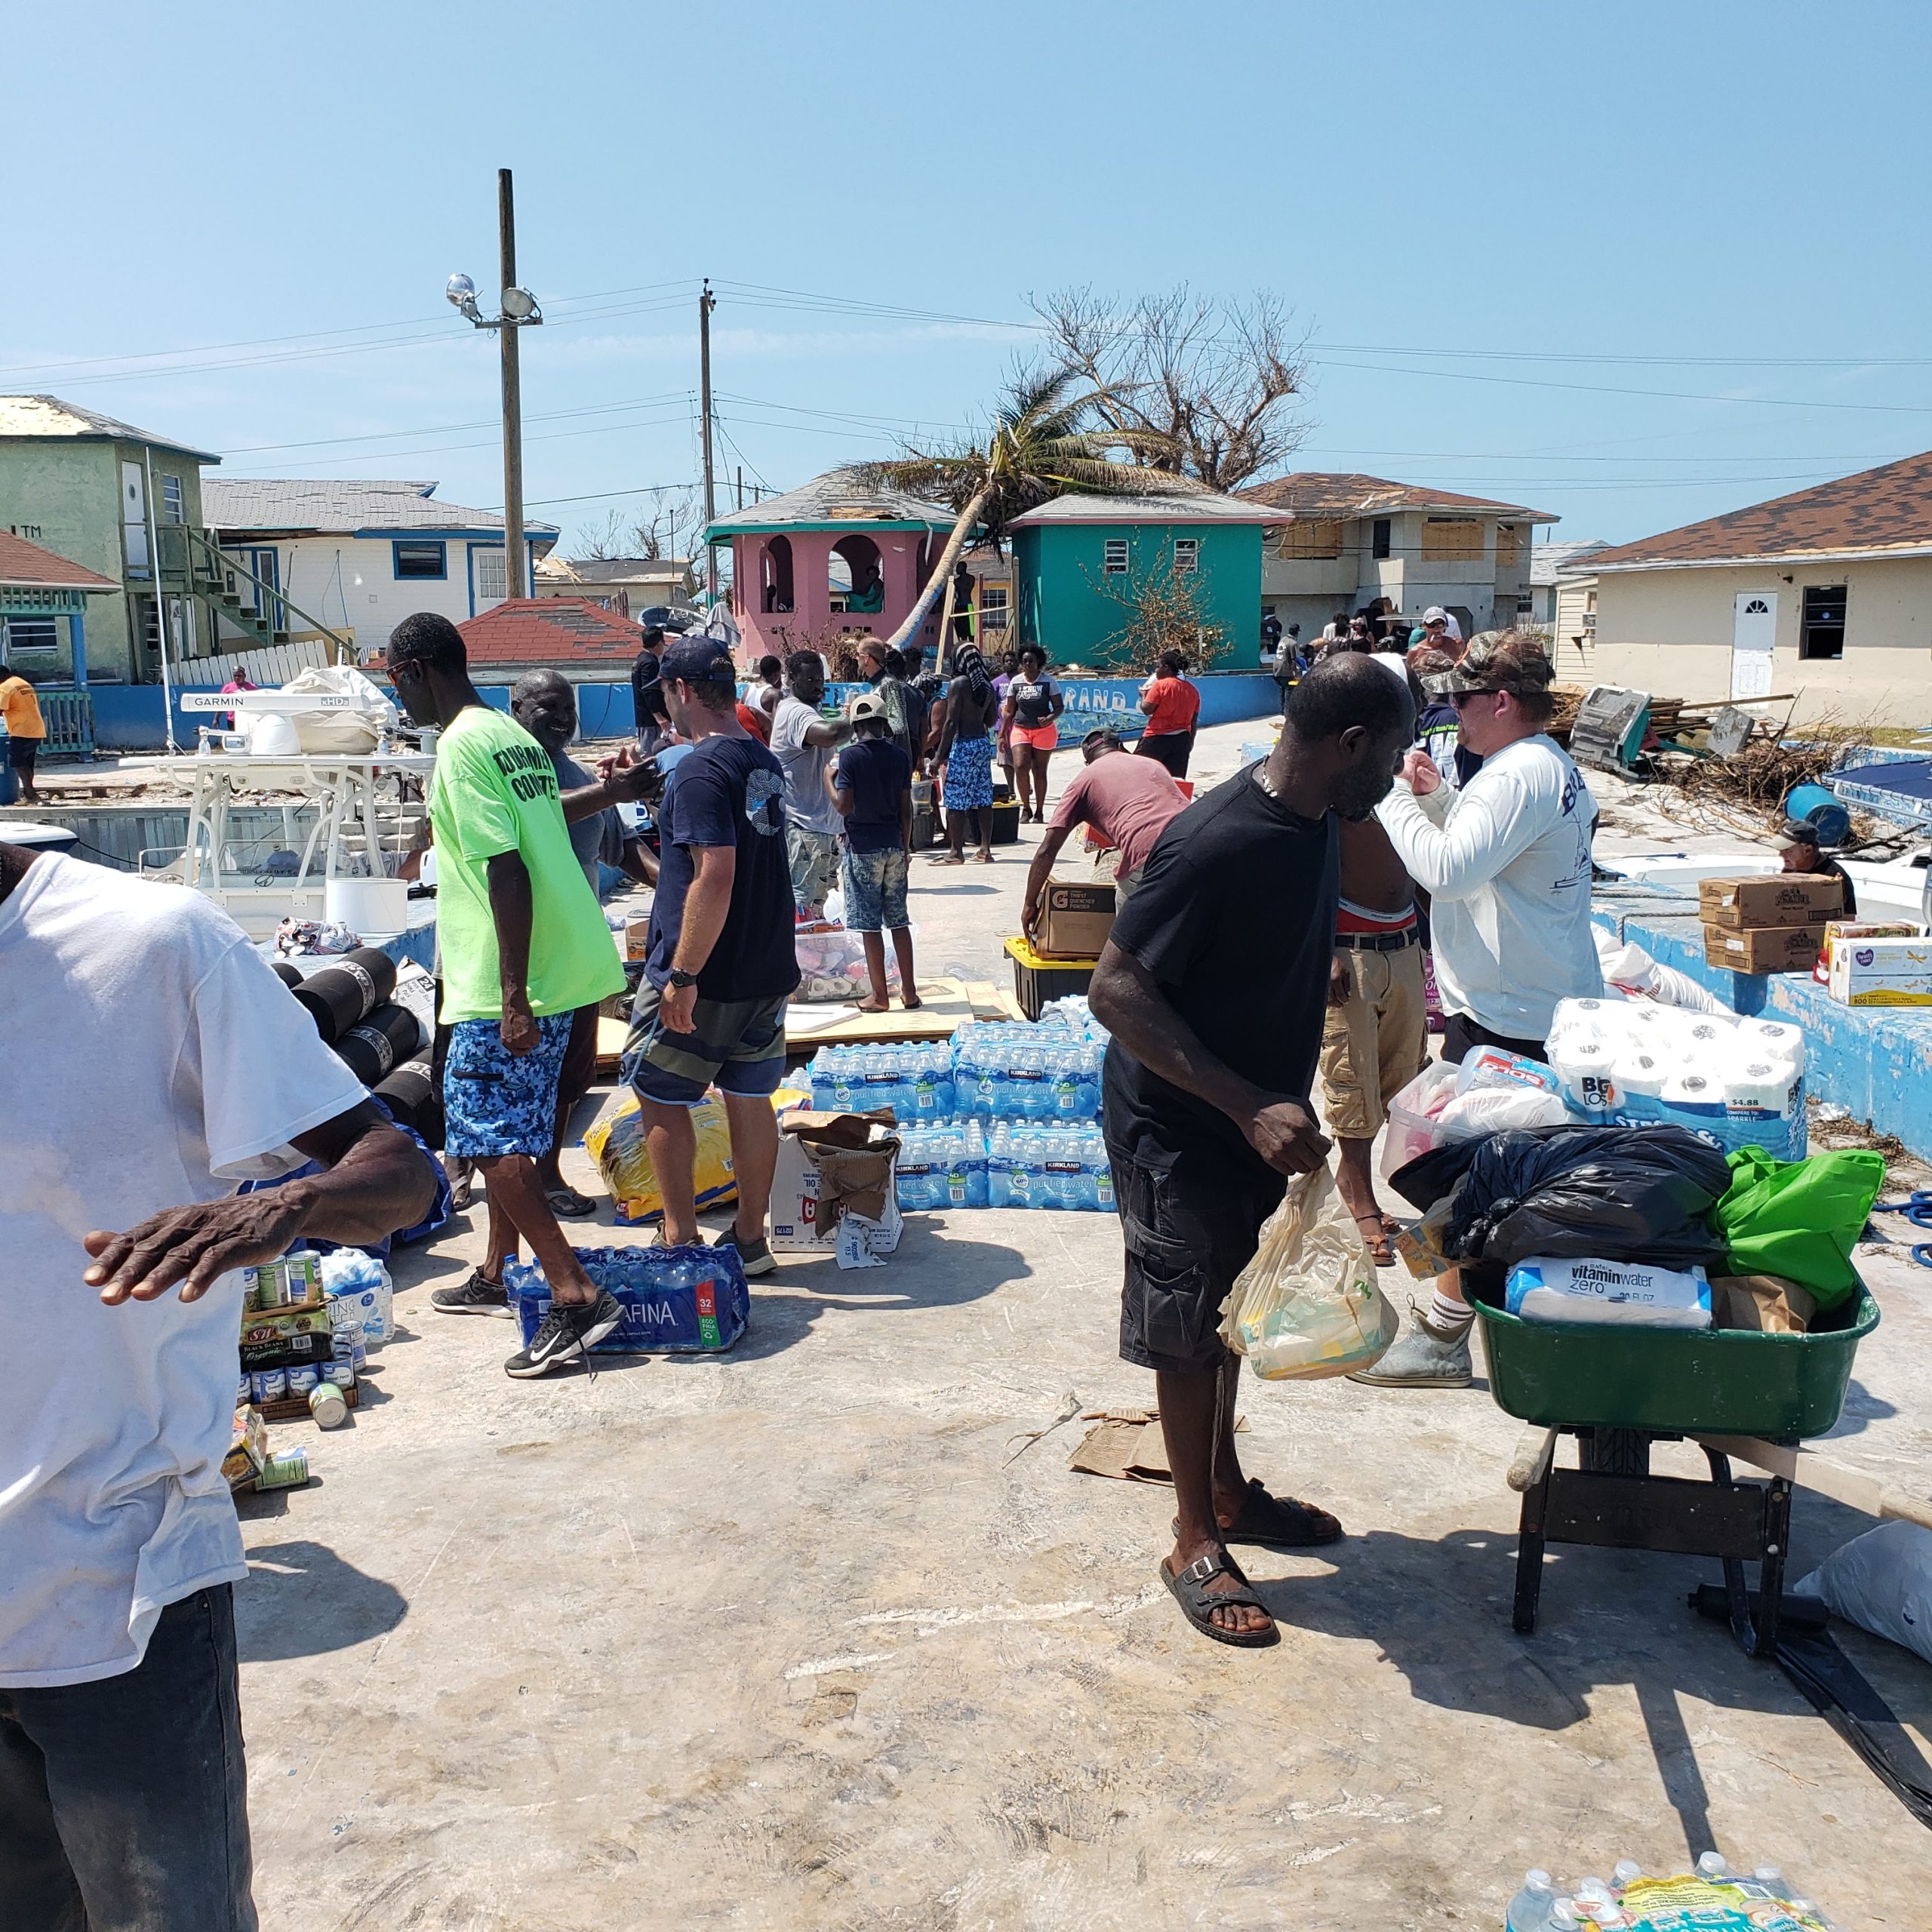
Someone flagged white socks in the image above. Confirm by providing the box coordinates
[1429,1288,1475,1337]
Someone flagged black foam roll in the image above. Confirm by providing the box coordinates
[270,961,305,989]
[334,1002,421,1085]
[292,948,397,1042]
[373,1057,439,1139]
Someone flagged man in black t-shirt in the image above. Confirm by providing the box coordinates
[1090,654,1414,1648]
[629,626,665,741]
[625,636,799,1277]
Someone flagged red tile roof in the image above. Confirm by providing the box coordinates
[1241,472,1557,521]
[0,530,121,592]
[450,598,644,670]
[1586,451,1932,568]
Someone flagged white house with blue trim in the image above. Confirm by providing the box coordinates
[201,478,558,662]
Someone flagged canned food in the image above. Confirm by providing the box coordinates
[320,1361,356,1389]
[331,1327,367,1373]
[251,1368,288,1404]
[285,1364,320,1395]
[309,1382,349,1429]
[238,1372,253,1406]
[256,1445,309,1490]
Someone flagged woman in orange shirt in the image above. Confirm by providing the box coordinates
[1135,649,1200,778]
[0,666,47,804]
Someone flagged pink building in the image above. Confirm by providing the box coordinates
[706,467,964,666]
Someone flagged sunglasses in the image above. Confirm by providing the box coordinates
[1451,688,1501,709]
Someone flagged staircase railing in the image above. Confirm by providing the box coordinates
[154,525,355,663]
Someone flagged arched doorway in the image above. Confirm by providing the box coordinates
[761,535,795,614]
[831,534,883,614]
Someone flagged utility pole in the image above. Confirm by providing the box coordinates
[736,465,743,511]
[498,168,527,601]
[699,279,718,606]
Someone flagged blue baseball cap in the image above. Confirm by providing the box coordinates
[658,635,736,685]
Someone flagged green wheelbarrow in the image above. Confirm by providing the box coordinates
[1469,1278,1882,1658]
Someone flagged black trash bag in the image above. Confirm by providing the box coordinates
[1389,1124,1734,1273]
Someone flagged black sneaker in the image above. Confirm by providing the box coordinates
[711,1228,776,1278]
[504,1290,625,1379]
[431,1269,510,1317]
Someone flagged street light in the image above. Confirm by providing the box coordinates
[445,170,544,603]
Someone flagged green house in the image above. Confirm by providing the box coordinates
[1009,491,1289,672]
[0,395,220,685]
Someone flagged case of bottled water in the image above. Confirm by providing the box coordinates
[504,1244,749,1352]
[808,1044,955,1119]
[948,1023,1103,1123]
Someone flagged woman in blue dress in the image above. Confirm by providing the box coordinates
[931,643,1001,864]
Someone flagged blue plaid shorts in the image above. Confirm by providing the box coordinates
[841,844,909,933]
[442,1012,573,1158]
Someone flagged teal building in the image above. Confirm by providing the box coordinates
[1009,490,1289,672]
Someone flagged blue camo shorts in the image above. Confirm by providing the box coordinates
[841,844,909,933]
[942,734,995,811]
[442,1012,573,1158]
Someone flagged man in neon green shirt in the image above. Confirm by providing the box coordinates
[386,612,648,1379]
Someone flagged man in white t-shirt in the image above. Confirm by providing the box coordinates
[0,844,435,1929]
[1354,632,1602,1390]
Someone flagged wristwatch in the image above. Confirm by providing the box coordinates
[668,968,700,989]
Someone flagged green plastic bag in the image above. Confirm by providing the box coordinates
[1714,1146,1885,1306]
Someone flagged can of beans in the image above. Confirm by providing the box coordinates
[251,1367,288,1404]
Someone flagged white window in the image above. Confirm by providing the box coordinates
[979,583,1011,629]
[1173,537,1200,575]
[472,546,509,606]
[2,615,60,657]
[160,473,185,525]
[1102,538,1129,574]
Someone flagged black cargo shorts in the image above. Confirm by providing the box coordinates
[1111,1137,1286,1375]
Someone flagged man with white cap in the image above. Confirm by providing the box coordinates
[1352,629,1601,1389]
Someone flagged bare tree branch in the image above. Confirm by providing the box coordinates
[1029,285,1312,493]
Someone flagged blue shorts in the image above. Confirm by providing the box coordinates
[623,982,789,1107]
[841,844,909,932]
[942,735,995,811]
[442,1012,572,1158]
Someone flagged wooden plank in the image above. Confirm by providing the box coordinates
[594,1014,629,1073]
[784,977,977,1051]
[1694,1435,1932,1532]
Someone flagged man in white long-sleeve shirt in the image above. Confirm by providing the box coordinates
[1352,632,1602,1389]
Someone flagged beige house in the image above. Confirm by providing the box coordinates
[532,552,697,619]
[1569,453,1932,726]
[1240,472,1558,643]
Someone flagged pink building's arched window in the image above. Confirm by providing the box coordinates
[831,534,884,614]
[761,535,795,614]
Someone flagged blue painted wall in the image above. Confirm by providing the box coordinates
[86,672,1283,752]
[1594,906,1932,1161]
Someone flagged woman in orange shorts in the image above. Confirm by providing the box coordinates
[1001,646,1065,823]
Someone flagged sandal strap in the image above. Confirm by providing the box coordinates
[1178,1550,1255,1595]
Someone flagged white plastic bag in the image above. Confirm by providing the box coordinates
[280,666,398,754]
[1435,1086,1574,1136]
[1796,1522,1932,1666]
[1218,1165,1398,1380]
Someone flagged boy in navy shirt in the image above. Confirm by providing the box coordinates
[828,693,920,1012]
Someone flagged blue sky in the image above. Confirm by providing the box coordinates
[7,0,1930,555]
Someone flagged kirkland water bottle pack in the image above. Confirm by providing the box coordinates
[985,1122,1112,1211]
[1544,995,1807,1161]
[808,1043,956,1119]
[893,1124,990,1211]
[948,1023,1103,1122]
[1506,1852,1838,1930]
[503,1244,749,1354]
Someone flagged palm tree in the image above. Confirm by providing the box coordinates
[857,368,1197,656]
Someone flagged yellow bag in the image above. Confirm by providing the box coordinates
[1218,1164,1398,1380]
[585,1087,807,1226]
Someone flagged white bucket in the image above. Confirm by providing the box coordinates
[325,875,410,937]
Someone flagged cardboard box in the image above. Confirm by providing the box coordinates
[623,915,651,963]
[1698,873,1844,928]
[1035,877,1116,960]
[1826,934,1932,1005]
[1703,923,1826,974]
[769,1109,903,1252]
[1711,1274,1817,1336]
[1813,921,1923,983]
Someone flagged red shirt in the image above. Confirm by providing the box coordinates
[736,700,771,745]
[1142,674,1200,737]
[1048,752,1188,878]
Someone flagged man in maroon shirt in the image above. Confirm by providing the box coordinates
[1021,728,1187,943]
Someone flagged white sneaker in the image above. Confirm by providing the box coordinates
[1348,1309,1474,1388]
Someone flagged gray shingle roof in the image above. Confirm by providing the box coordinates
[202,477,558,537]
[1530,539,1610,585]
[704,467,955,537]
[1008,488,1290,528]
[0,394,221,463]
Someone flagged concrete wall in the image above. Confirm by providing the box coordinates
[1019,522,1265,670]
[1587,557,1932,725]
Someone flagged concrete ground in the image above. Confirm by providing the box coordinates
[235,717,1932,1930]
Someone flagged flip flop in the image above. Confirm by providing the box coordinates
[1353,1211,1398,1268]
[1174,1478,1344,1551]
[1161,1551,1279,1649]
[544,1185,598,1220]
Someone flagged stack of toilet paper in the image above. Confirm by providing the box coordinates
[1544,995,1806,1160]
